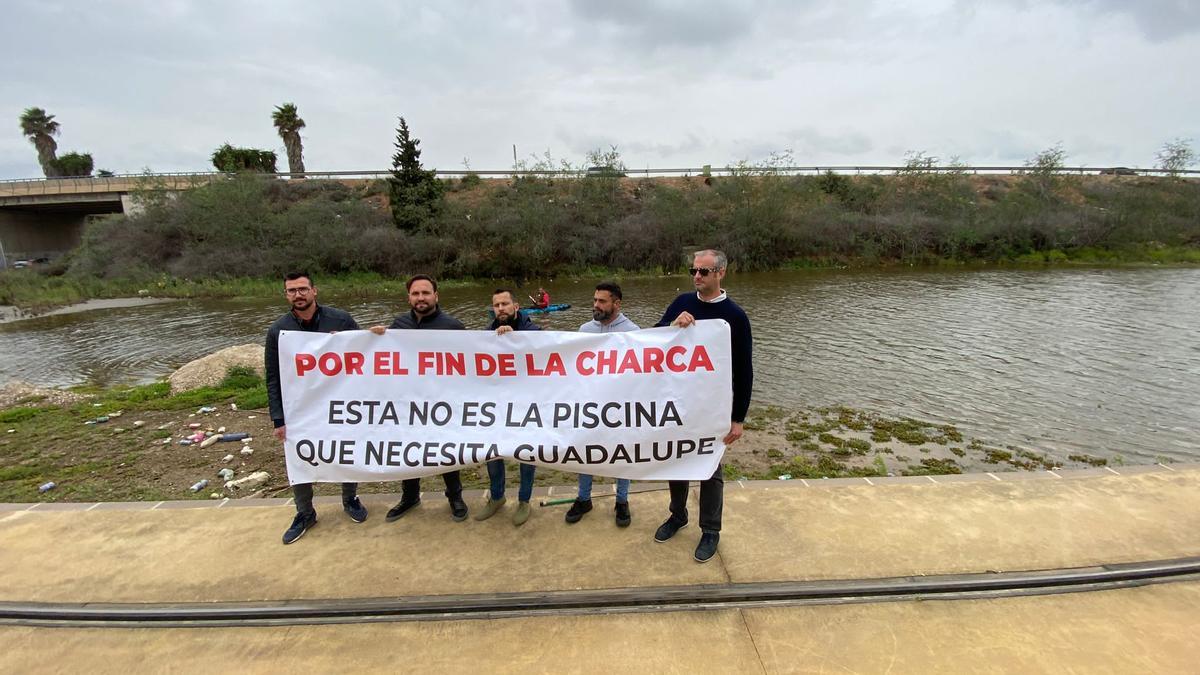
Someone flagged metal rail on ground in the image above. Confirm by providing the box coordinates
[2,556,1197,628]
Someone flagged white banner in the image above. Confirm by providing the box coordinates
[279,320,733,484]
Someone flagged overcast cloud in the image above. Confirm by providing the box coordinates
[1,0,1195,178]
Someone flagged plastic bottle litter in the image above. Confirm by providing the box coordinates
[38,481,56,493]
[188,423,201,429]
[222,454,234,462]
[217,468,235,481]
[178,439,193,446]
[189,479,209,492]
[200,435,221,448]
[108,411,123,418]
[160,438,173,445]
[219,432,250,443]
[133,420,145,427]
[777,474,793,481]
[197,406,217,414]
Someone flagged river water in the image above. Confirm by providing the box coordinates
[1,267,1197,464]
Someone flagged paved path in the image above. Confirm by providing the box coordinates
[2,466,1198,672]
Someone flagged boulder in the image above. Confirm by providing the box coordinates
[169,344,264,393]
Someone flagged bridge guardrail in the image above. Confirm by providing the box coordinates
[2,165,1197,197]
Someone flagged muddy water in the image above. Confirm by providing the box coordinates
[1,267,1197,464]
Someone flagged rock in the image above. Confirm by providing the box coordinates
[0,382,90,411]
[230,403,238,411]
[225,471,269,491]
[133,420,145,427]
[169,345,265,394]
[209,492,223,499]
[217,426,226,433]
[112,427,127,434]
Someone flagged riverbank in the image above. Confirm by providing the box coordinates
[4,249,1199,315]
[0,368,1139,503]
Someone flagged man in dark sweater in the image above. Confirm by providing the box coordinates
[475,288,542,526]
[653,249,753,563]
[266,271,368,545]
[368,274,470,523]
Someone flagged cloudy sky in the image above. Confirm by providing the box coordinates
[1,0,1196,179]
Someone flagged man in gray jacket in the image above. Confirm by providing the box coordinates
[564,281,640,527]
[266,271,367,545]
[368,274,470,523]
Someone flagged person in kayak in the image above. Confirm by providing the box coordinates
[530,287,551,309]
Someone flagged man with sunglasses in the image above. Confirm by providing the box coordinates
[652,249,753,563]
[266,271,368,545]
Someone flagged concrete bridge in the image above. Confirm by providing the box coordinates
[0,174,213,266]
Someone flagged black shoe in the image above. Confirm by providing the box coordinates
[565,498,593,524]
[615,501,631,528]
[282,511,317,545]
[343,497,368,523]
[385,497,420,522]
[654,517,688,543]
[449,496,469,522]
[694,533,720,563]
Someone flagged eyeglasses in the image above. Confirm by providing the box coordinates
[688,267,722,277]
[285,287,312,296]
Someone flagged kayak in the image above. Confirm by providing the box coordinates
[487,303,572,320]
[523,303,571,315]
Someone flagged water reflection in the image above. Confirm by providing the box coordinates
[1,267,1197,464]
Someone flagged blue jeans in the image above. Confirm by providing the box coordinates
[487,459,536,503]
[577,474,629,503]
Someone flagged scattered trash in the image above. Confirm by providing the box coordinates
[230,403,238,411]
[240,447,254,455]
[189,479,209,492]
[247,415,257,419]
[209,492,223,500]
[188,423,201,429]
[6,429,14,434]
[217,468,235,481]
[222,454,234,462]
[178,439,193,446]
[92,403,103,408]
[777,474,792,481]
[133,420,145,427]
[86,416,110,425]
[112,428,127,434]
[160,438,172,445]
[188,432,206,443]
[38,481,56,493]
[197,406,217,414]
[108,411,123,418]
[219,432,250,443]
[188,413,195,418]
[217,426,226,433]
[200,435,221,448]
[225,471,269,491]
[156,424,170,430]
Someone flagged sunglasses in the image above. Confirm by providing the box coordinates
[688,266,721,277]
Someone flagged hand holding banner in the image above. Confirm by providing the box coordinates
[279,320,733,484]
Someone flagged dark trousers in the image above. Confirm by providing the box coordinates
[668,464,724,534]
[401,471,463,502]
[293,482,357,516]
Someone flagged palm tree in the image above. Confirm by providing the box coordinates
[271,103,306,176]
[19,107,61,177]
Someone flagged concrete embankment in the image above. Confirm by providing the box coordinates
[1,466,1197,672]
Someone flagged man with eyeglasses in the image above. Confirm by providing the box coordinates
[266,271,368,545]
[652,249,753,563]
[367,274,470,524]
